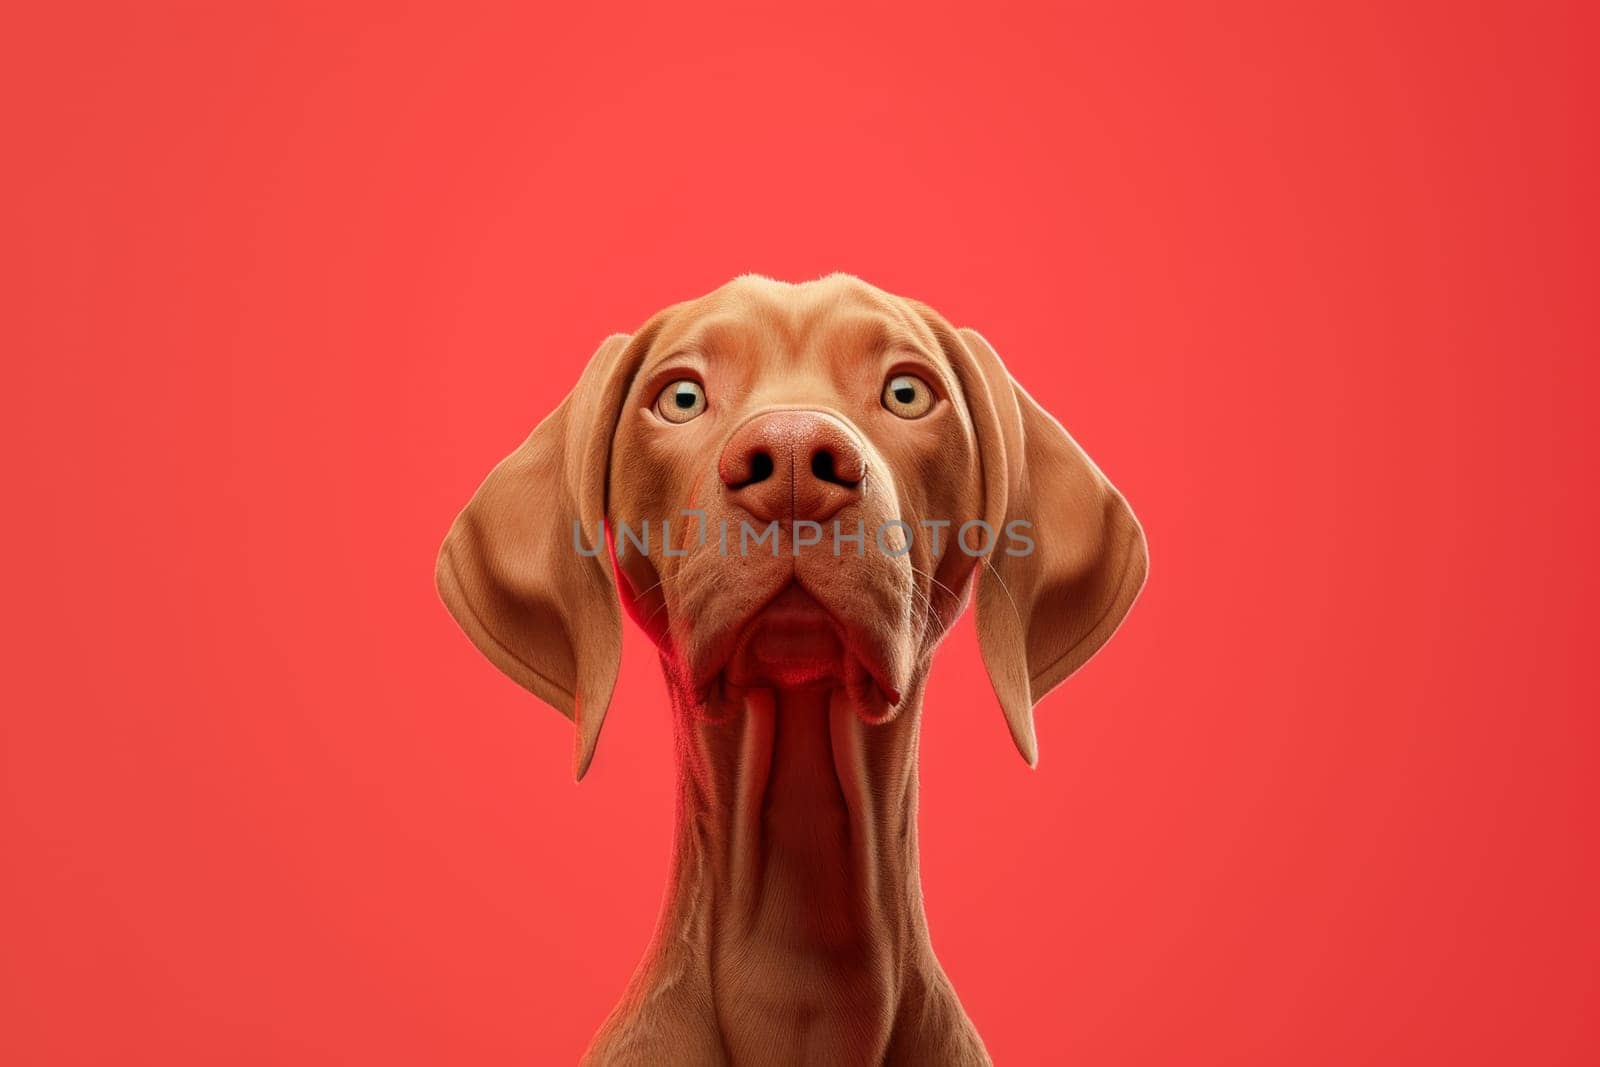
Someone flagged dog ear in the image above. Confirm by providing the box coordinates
[954,327,1148,767]
[436,333,642,781]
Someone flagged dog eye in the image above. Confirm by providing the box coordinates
[881,374,934,419]
[655,379,707,423]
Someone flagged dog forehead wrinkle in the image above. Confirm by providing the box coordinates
[647,277,950,392]
[646,315,760,365]
[797,278,931,341]
[739,376,860,416]
[645,312,803,381]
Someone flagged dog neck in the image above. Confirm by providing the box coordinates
[677,678,927,951]
[586,672,981,1064]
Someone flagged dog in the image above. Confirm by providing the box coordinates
[436,274,1147,1065]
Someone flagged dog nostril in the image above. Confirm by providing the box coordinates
[810,449,861,489]
[730,450,775,489]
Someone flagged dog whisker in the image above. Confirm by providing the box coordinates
[902,565,941,621]
[979,555,1024,624]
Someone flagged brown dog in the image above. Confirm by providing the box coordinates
[437,274,1147,1065]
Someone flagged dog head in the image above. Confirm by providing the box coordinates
[437,275,1146,778]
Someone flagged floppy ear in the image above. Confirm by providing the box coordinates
[435,333,641,780]
[955,328,1149,767]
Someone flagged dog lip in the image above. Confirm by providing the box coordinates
[751,582,837,625]
[787,578,903,706]
[695,579,902,705]
[775,580,903,704]
[726,583,844,680]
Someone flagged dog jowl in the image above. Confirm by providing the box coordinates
[437,274,1148,1066]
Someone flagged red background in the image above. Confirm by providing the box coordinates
[5,2,1597,1063]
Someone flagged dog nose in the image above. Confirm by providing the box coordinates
[719,411,865,523]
